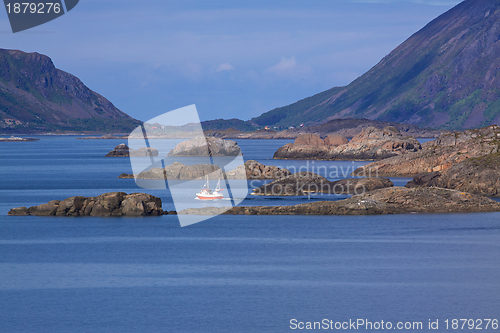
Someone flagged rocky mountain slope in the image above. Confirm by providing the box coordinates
[251,0,500,130]
[0,49,140,134]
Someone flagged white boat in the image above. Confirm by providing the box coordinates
[196,177,224,200]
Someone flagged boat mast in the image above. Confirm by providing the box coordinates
[203,175,209,190]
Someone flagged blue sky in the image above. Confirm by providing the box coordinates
[0,0,461,122]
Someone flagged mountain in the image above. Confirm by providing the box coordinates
[200,118,258,132]
[0,49,141,134]
[251,0,500,130]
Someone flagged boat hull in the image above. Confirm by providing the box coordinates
[196,194,223,200]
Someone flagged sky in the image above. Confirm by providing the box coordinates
[0,0,462,122]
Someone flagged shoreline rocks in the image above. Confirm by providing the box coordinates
[8,192,171,217]
[406,153,500,197]
[353,125,500,177]
[180,187,500,216]
[251,171,393,196]
[105,144,159,157]
[273,127,421,161]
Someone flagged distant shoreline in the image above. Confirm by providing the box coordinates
[0,136,39,142]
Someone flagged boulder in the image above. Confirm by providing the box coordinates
[118,173,134,179]
[273,127,420,160]
[405,172,442,188]
[105,144,130,157]
[354,125,500,177]
[328,177,394,194]
[179,164,222,180]
[273,133,349,160]
[8,192,164,217]
[242,160,291,179]
[167,137,241,157]
[8,207,29,216]
[130,147,159,157]
[252,172,330,196]
[406,153,500,197]
[294,133,325,146]
[324,134,349,146]
[179,187,500,216]
[329,126,421,160]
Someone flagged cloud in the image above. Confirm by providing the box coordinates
[216,63,235,72]
[266,56,298,74]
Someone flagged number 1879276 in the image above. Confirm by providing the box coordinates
[5,3,61,14]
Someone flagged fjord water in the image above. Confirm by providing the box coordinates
[0,137,500,333]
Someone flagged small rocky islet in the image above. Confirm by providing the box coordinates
[105,144,159,157]
[8,192,176,217]
[0,136,39,142]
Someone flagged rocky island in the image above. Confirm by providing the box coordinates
[273,127,421,160]
[105,144,159,157]
[8,192,172,217]
[0,136,39,142]
[168,137,242,157]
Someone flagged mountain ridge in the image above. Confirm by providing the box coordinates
[248,0,500,130]
[0,48,141,134]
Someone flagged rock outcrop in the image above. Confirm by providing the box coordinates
[179,187,500,216]
[406,153,500,197]
[225,160,291,180]
[132,162,220,180]
[329,177,394,194]
[273,127,420,160]
[252,172,330,196]
[118,160,291,180]
[354,125,500,177]
[251,171,393,196]
[167,137,241,157]
[105,144,159,157]
[105,144,130,157]
[8,192,166,216]
[273,133,348,160]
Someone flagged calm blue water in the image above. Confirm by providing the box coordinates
[0,137,500,333]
